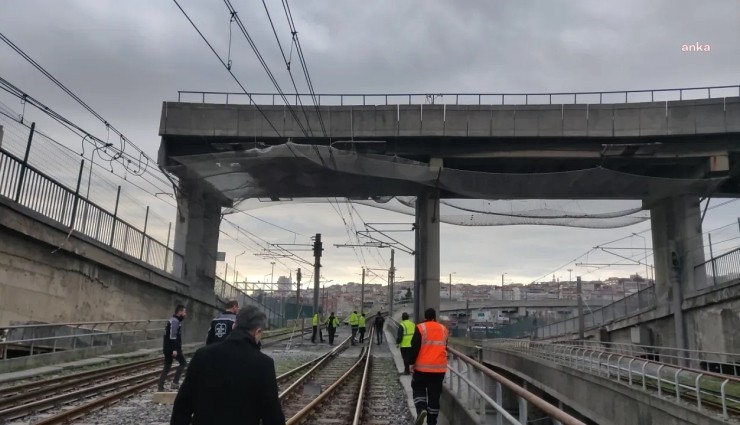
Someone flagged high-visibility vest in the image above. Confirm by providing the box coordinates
[358,315,366,328]
[400,319,415,348]
[349,313,359,326]
[414,321,448,373]
[312,314,319,326]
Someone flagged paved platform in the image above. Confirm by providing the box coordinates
[383,327,450,425]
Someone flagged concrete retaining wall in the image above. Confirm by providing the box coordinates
[0,197,218,347]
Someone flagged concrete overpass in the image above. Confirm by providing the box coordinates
[439,298,610,315]
[158,87,740,359]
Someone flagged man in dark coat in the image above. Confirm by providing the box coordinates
[158,304,187,391]
[205,300,238,345]
[171,306,285,425]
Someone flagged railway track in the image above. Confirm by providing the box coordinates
[0,326,312,424]
[282,323,413,425]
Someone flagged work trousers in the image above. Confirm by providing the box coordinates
[158,352,186,390]
[351,325,358,344]
[359,327,366,343]
[411,371,445,425]
[327,327,336,345]
[311,325,323,343]
[376,327,384,344]
[400,346,412,373]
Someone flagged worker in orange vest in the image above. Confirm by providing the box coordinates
[408,308,448,425]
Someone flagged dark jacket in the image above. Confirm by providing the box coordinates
[205,310,236,345]
[163,315,183,355]
[171,328,285,425]
[374,315,385,329]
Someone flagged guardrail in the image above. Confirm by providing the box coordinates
[177,84,740,106]
[0,320,167,359]
[0,147,183,277]
[696,247,740,289]
[388,318,584,424]
[487,339,740,419]
[535,285,656,339]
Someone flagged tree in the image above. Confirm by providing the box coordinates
[403,288,412,301]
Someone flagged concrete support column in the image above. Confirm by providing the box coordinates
[174,180,222,298]
[647,195,704,356]
[648,196,705,300]
[414,191,440,322]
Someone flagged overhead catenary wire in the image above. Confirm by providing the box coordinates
[222,0,309,137]
[172,0,283,138]
[280,0,327,136]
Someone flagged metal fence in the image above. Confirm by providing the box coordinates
[177,84,740,106]
[0,146,183,276]
[696,247,740,289]
[214,277,285,328]
[0,320,167,359]
[487,339,740,420]
[535,285,656,339]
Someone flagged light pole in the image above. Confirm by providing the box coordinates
[501,273,507,300]
[270,261,275,283]
[448,272,456,300]
[233,251,246,284]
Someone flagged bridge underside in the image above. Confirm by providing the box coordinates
[158,97,740,322]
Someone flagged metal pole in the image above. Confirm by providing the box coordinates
[577,276,584,339]
[449,273,452,300]
[313,233,322,314]
[389,249,395,316]
[296,268,302,305]
[15,122,35,202]
[140,206,149,260]
[109,186,121,246]
[164,222,172,272]
[69,159,84,229]
[361,267,365,314]
[708,234,717,285]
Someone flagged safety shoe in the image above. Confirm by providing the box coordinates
[414,410,427,425]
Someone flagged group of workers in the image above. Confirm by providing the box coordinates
[311,310,386,346]
[158,299,448,425]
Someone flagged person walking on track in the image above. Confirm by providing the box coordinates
[374,311,385,345]
[205,300,238,345]
[325,312,340,345]
[396,312,415,374]
[171,306,285,424]
[358,313,367,343]
[409,308,448,425]
[158,304,187,391]
[311,310,324,343]
[348,310,359,345]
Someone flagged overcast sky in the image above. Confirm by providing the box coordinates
[1,0,739,287]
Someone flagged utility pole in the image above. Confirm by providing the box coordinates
[567,269,573,300]
[312,234,322,315]
[389,249,395,316]
[361,267,366,314]
[577,276,584,339]
[501,273,507,300]
[296,268,302,305]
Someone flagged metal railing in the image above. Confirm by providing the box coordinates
[696,247,740,289]
[0,320,167,359]
[214,277,285,328]
[387,318,584,424]
[0,148,183,276]
[177,84,740,106]
[535,285,657,339]
[487,339,740,419]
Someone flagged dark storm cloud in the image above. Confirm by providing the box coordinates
[1,0,738,284]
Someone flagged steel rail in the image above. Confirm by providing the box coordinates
[351,327,375,425]
[278,334,352,399]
